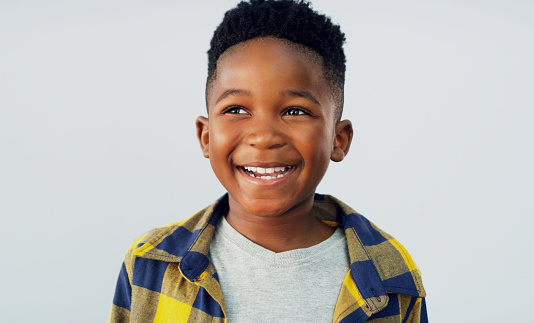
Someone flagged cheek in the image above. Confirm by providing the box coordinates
[208,126,236,189]
[209,122,234,155]
[297,127,333,166]
[208,122,243,179]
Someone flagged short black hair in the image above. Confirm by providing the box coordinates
[207,0,346,120]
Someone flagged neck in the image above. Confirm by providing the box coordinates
[225,195,335,253]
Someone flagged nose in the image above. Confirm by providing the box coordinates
[243,118,286,149]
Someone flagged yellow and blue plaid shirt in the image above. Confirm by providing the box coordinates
[109,194,427,322]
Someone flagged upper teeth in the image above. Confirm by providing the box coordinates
[243,166,289,174]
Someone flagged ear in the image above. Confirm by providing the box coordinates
[195,116,210,158]
[331,119,353,162]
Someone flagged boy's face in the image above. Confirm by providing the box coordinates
[197,37,352,217]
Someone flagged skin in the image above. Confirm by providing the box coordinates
[196,37,353,252]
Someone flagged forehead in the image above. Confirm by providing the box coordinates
[207,37,333,107]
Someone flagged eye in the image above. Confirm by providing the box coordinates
[223,106,247,114]
[284,107,309,116]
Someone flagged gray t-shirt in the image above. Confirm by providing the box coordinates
[209,216,350,322]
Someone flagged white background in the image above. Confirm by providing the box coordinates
[1,0,532,322]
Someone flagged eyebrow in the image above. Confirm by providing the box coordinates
[215,89,251,104]
[280,89,320,105]
[214,88,320,105]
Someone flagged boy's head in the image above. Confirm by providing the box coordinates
[197,0,353,217]
[206,0,346,121]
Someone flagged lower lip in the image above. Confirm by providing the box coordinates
[237,166,295,186]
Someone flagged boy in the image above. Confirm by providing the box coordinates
[109,0,427,322]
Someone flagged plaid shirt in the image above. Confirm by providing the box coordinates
[109,194,427,322]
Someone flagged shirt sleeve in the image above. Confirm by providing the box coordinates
[419,298,428,323]
[406,297,428,323]
[108,261,132,323]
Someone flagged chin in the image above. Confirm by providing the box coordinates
[238,194,307,218]
[239,202,286,217]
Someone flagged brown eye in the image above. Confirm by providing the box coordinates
[285,108,308,116]
[224,106,247,114]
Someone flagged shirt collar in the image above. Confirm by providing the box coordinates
[132,193,425,300]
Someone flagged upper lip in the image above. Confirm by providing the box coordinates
[238,163,293,167]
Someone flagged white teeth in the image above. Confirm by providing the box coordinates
[242,165,293,180]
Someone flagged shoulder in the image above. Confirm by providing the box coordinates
[316,194,426,298]
[314,194,397,245]
[128,207,211,256]
[123,196,227,263]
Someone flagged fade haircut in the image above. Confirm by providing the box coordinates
[206,0,346,120]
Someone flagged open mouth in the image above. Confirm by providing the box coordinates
[240,166,293,180]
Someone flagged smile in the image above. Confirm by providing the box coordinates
[240,166,293,180]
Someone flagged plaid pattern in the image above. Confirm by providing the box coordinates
[109,194,427,323]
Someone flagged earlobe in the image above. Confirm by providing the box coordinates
[331,120,353,162]
[195,116,210,158]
